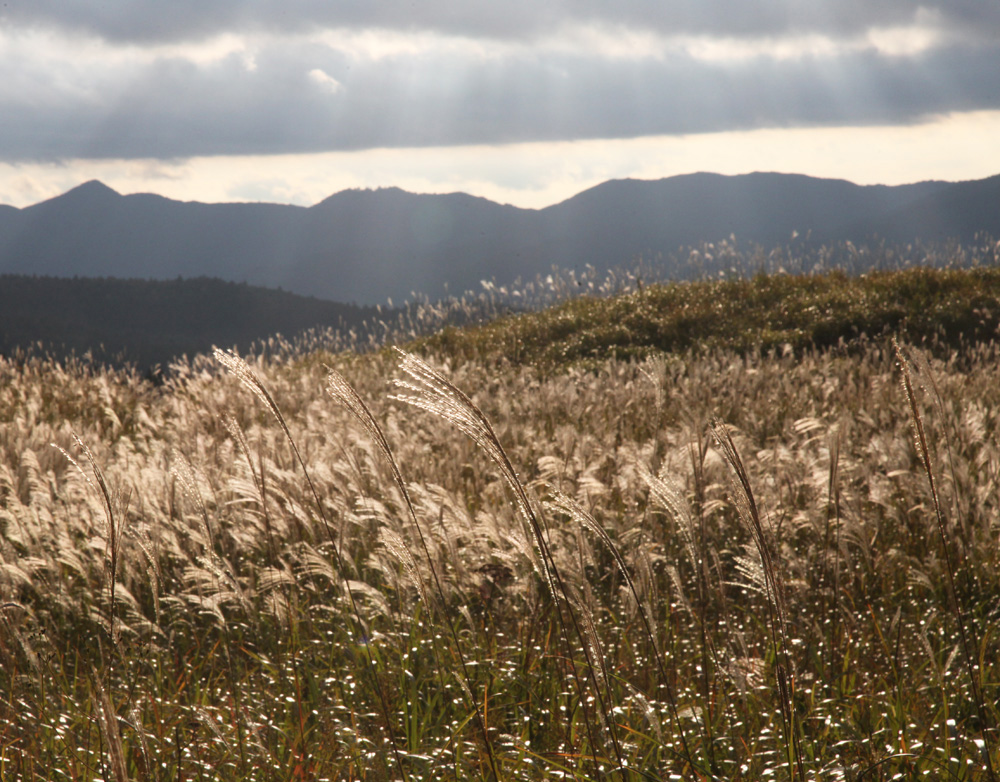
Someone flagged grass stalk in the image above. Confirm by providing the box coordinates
[215,348,410,782]
[712,419,804,782]
[327,367,501,781]
[824,424,844,692]
[92,672,129,782]
[893,339,996,781]
[392,350,627,777]
[55,436,129,654]
[546,490,696,772]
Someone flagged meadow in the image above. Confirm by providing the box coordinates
[2,260,1000,780]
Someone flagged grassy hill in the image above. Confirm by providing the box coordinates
[2,265,1000,780]
[420,266,1000,368]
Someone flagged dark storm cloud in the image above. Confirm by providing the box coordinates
[3,1,1000,43]
[1,34,998,163]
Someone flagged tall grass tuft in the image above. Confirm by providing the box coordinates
[55,435,130,651]
[893,339,997,781]
[545,489,695,771]
[712,419,803,781]
[327,366,501,780]
[391,349,630,776]
[215,347,410,781]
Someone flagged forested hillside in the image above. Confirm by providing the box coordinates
[0,275,379,369]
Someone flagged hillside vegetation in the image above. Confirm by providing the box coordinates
[423,265,1000,368]
[2,265,1000,780]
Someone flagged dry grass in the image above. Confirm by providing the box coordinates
[2,293,1000,779]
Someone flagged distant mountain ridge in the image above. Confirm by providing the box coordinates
[1,172,998,306]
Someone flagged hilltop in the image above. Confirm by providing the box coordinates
[417,265,1000,369]
[5,263,1000,373]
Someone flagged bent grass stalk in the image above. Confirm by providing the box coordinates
[223,412,310,772]
[327,367,501,781]
[55,436,133,778]
[391,349,627,777]
[54,435,129,651]
[711,419,803,782]
[214,348,410,782]
[642,460,725,775]
[545,489,695,771]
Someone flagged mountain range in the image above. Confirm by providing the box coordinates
[2,171,999,307]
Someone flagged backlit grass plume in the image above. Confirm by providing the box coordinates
[894,339,996,781]
[391,349,629,776]
[327,365,501,781]
[215,347,410,782]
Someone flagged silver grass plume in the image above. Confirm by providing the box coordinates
[214,349,291,444]
[129,522,162,629]
[327,368,439,605]
[215,349,410,782]
[732,548,768,598]
[223,414,265,510]
[327,365,500,781]
[710,421,784,620]
[641,463,698,572]
[171,448,215,553]
[391,350,631,775]
[215,349,340,548]
[54,435,129,645]
[894,339,996,780]
[391,350,557,600]
[576,582,608,694]
[222,413,284,566]
[378,526,428,610]
[625,681,663,744]
[546,489,655,632]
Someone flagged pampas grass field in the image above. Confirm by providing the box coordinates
[2,260,1000,780]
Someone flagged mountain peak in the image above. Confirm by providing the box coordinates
[2,171,997,307]
[21,179,121,213]
[68,180,120,199]
[312,185,412,209]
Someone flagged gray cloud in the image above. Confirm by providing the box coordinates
[1,3,998,165]
[1,32,999,163]
[4,2,1000,43]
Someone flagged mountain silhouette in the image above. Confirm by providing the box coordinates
[0,274,380,370]
[1,172,997,306]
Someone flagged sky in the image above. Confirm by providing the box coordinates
[1,2,999,209]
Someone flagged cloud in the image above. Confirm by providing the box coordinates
[307,68,342,94]
[0,4,997,166]
[3,2,999,43]
[4,110,1000,209]
[1,22,998,164]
